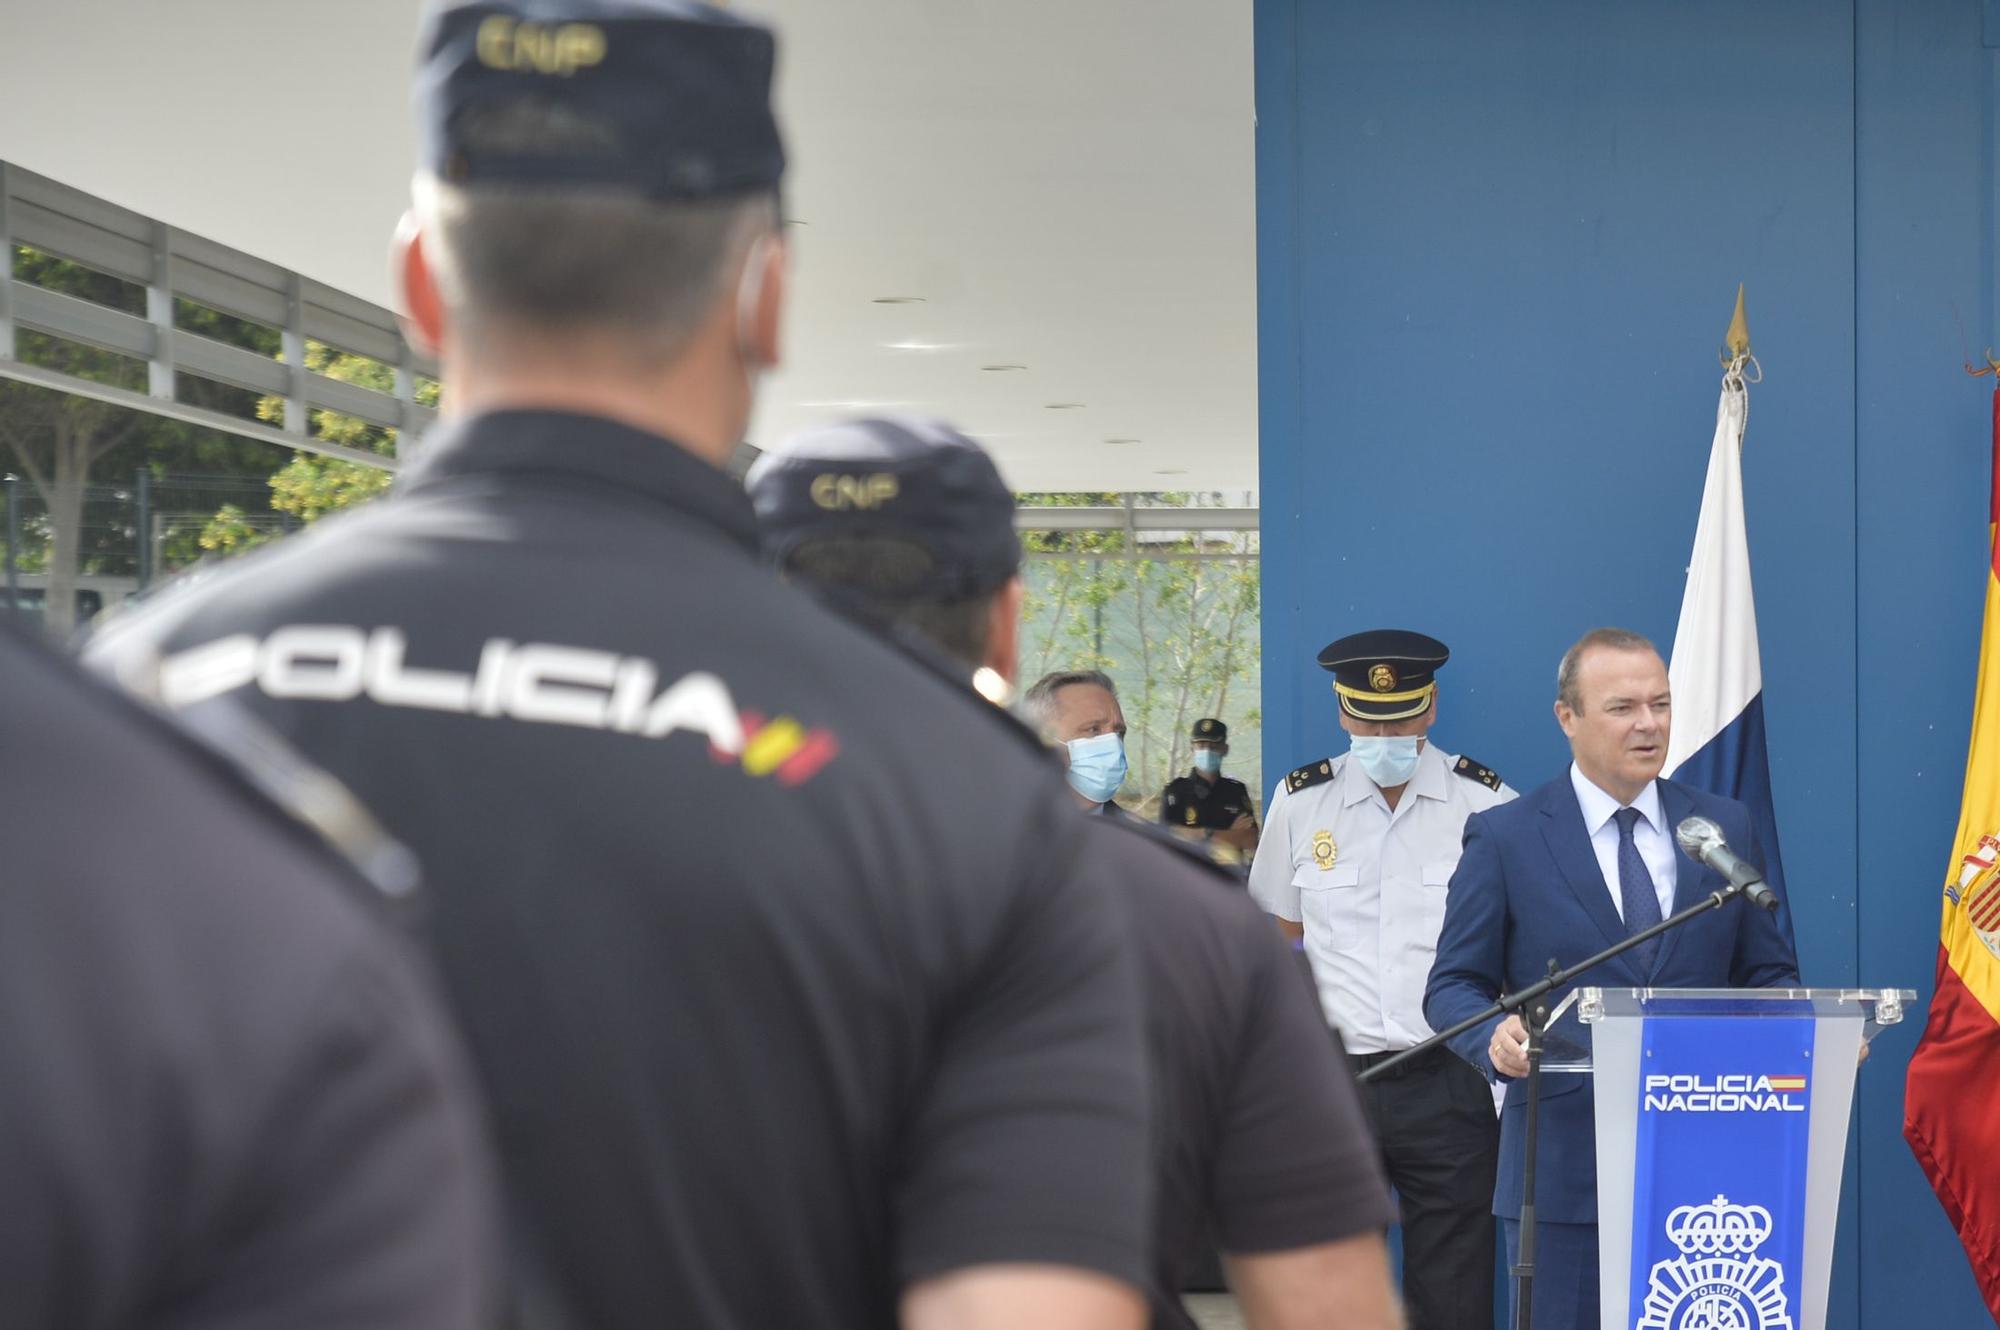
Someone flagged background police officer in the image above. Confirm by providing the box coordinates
[749,414,1403,1330]
[1160,717,1259,856]
[87,5,1155,1328]
[2,622,497,1329]
[1247,629,1514,1330]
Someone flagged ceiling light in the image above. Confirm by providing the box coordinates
[1044,402,1086,410]
[871,296,925,304]
[884,340,955,352]
[981,363,1027,372]
[1104,437,1140,446]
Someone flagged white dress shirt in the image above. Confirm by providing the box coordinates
[1568,763,1677,920]
[1248,742,1515,1054]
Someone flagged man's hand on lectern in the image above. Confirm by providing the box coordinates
[1490,1014,1531,1079]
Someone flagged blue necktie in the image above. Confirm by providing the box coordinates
[1614,806,1662,973]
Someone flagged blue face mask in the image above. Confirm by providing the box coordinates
[1065,732,1129,804]
[1192,748,1223,775]
[1351,734,1422,787]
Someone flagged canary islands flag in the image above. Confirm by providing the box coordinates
[1662,356,1796,948]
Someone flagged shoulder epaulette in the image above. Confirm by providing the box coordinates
[1285,758,1337,795]
[1453,754,1503,792]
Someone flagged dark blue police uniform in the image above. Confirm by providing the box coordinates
[86,5,1155,1327]
[3,621,496,1329]
[751,415,1400,1330]
[90,408,1156,1330]
[1161,772,1257,832]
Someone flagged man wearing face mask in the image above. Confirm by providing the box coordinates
[1024,670,1137,816]
[1160,719,1260,857]
[1247,629,1514,1330]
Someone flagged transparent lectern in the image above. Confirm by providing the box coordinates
[1535,986,1914,1330]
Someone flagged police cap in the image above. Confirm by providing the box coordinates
[416,0,785,201]
[1191,718,1228,743]
[1318,629,1449,722]
[746,416,1022,598]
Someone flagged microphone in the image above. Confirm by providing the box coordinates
[1675,816,1780,913]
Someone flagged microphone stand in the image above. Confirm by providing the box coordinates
[1357,876,1773,1330]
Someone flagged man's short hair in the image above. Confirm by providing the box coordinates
[415,101,776,364]
[783,536,999,668]
[1021,669,1118,740]
[1556,627,1659,711]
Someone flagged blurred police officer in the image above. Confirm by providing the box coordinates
[1161,717,1259,855]
[1247,631,1513,1330]
[86,6,1155,1328]
[749,415,1403,1330]
[1,621,496,1329]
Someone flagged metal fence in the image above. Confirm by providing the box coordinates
[1,470,289,627]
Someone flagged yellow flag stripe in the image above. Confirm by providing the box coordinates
[1942,531,2000,1022]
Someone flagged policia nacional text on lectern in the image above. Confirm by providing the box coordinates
[1537,986,1913,1330]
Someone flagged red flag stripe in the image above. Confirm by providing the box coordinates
[1906,957,2000,1323]
[1990,384,2000,536]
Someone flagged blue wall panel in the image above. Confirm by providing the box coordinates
[1256,0,1992,1323]
[1853,3,1995,1325]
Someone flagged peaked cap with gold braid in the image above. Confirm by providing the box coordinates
[1317,628,1449,722]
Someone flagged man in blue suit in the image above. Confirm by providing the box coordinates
[1425,627,1800,1330]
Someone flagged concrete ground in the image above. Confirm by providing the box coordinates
[1184,1293,1244,1329]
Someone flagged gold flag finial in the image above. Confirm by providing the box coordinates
[1724,283,1750,359]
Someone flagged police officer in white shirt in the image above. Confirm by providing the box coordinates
[1247,629,1514,1330]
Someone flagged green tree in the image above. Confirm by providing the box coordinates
[0,250,329,632]
[0,248,148,637]
[199,341,426,554]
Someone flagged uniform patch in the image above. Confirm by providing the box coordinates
[1312,830,1337,871]
[1287,759,1335,794]
[1453,754,1503,792]
[151,627,841,785]
[1185,806,1199,826]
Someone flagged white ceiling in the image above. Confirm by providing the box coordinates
[0,0,1257,492]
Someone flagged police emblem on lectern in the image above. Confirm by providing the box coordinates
[1635,1194,1793,1330]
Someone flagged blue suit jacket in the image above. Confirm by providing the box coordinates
[1423,773,1801,1224]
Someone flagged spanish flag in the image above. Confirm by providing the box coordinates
[1904,385,2000,1322]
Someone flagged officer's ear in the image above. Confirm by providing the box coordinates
[740,231,787,371]
[391,211,447,359]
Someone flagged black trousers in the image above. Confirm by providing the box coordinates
[1348,1046,1501,1330]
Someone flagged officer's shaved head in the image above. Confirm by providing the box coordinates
[415,102,776,367]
